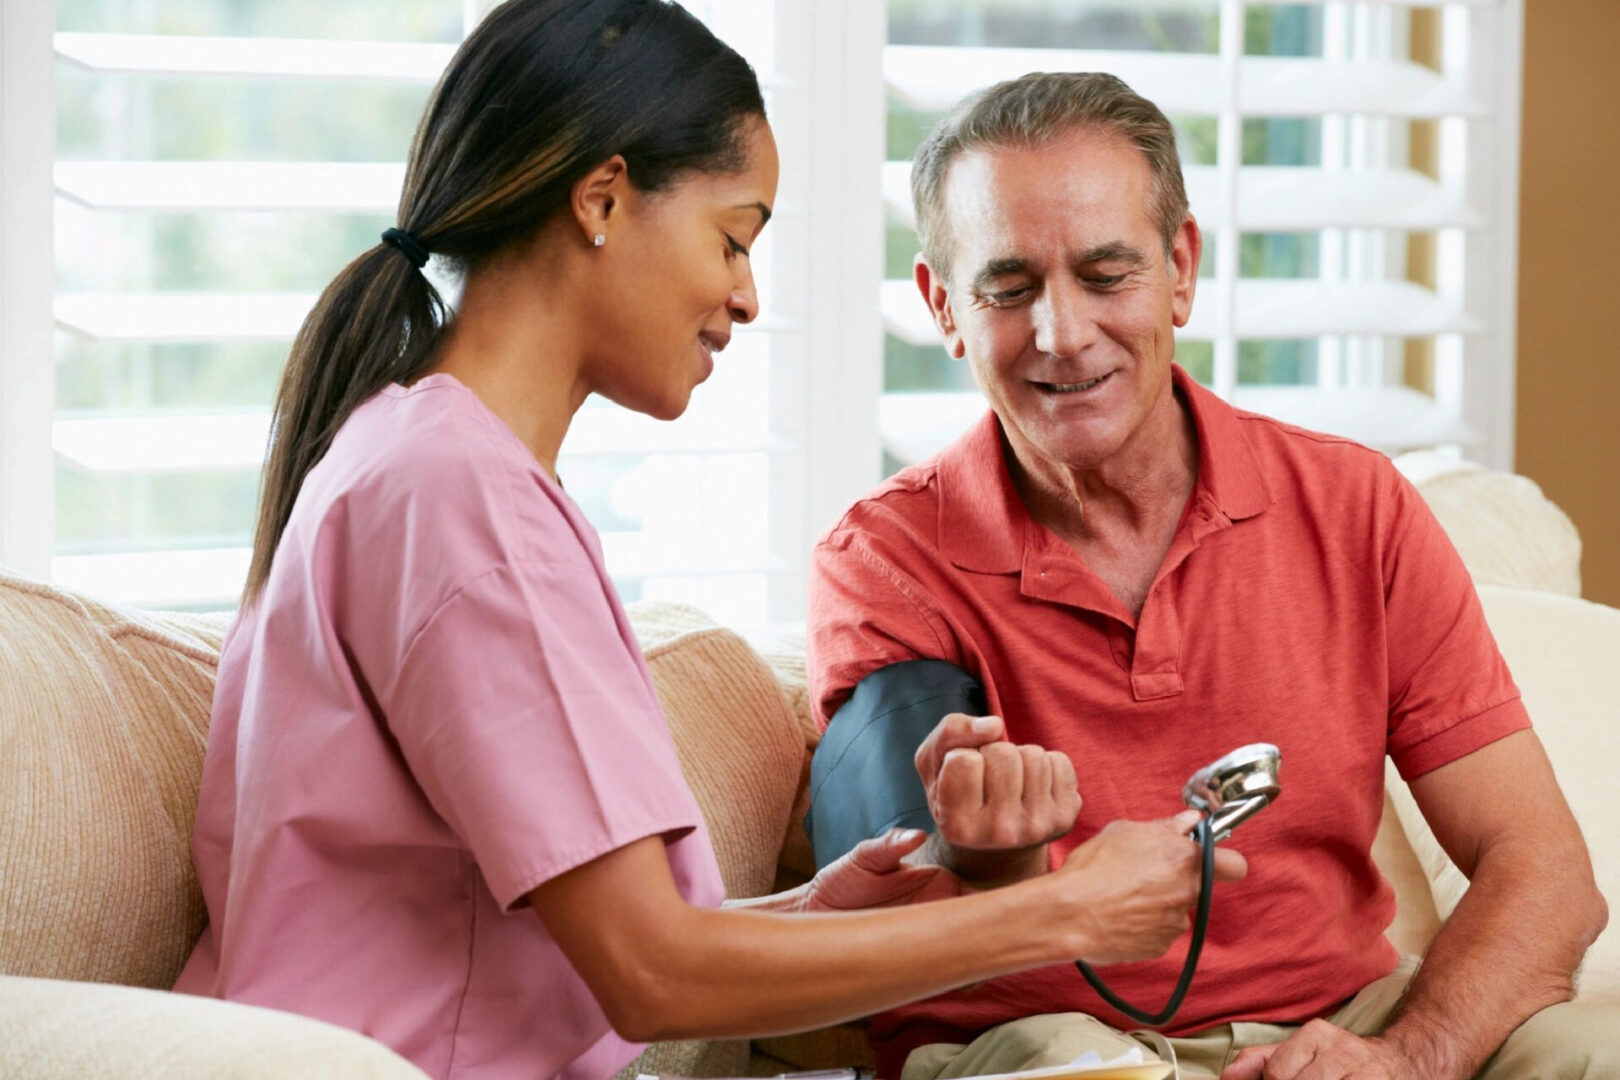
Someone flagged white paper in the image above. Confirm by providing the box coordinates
[964,1046,1155,1080]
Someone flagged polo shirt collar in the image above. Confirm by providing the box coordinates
[936,364,1275,574]
[1177,365,1274,524]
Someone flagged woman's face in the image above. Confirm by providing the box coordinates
[586,118,780,421]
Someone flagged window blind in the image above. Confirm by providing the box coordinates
[34,0,842,624]
[876,0,1523,474]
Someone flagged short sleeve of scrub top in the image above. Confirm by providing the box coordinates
[387,557,708,910]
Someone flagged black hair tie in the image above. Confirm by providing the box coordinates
[381,227,430,270]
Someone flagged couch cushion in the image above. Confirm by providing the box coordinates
[1387,586,1620,1003]
[0,974,428,1079]
[0,571,224,990]
[1396,451,1582,596]
[1371,779,1443,957]
[628,601,805,902]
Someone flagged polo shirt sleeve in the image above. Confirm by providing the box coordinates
[383,560,704,911]
[808,529,961,732]
[1381,464,1531,780]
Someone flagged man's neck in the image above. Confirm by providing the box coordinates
[1008,385,1200,546]
[1004,384,1200,620]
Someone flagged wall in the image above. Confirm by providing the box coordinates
[1516,0,1620,606]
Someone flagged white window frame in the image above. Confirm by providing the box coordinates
[0,0,57,579]
[764,0,887,621]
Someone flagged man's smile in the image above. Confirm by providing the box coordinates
[1031,371,1113,395]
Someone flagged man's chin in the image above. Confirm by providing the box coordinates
[1005,415,1127,473]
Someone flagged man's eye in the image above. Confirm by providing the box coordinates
[1087,274,1125,288]
[990,286,1030,305]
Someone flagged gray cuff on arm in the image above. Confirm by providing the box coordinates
[804,659,986,870]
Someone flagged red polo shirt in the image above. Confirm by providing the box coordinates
[807,365,1528,1074]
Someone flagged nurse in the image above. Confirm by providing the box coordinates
[175,2,1243,1077]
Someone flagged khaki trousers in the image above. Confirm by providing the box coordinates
[901,958,1620,1080]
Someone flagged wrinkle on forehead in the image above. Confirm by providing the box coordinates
[942,129,1159,276]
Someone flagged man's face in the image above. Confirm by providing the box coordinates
[919,127,1200,476]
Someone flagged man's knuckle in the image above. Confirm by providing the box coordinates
[987,822,1023,848]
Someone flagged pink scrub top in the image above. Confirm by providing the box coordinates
[174,373,725,1079]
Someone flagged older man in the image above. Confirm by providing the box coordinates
[806,73,1610,1080]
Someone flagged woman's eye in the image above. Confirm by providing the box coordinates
[724,235,749,260]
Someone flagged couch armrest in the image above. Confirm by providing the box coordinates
[0,975,430,1080]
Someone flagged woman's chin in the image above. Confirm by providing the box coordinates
[644,388,694,423]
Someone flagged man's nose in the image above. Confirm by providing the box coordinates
[1033,278,1100,358]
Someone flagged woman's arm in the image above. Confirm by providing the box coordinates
[529,810,1245,1043]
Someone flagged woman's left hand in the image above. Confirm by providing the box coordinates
[800,829,975,912]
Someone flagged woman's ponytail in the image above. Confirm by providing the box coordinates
[244,244,447,600]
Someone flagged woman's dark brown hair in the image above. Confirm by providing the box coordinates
[245,0,764,600]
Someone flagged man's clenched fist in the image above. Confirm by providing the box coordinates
[914,712,1082,853]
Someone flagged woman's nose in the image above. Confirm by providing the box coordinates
[728,266,760,324]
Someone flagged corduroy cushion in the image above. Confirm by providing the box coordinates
[0,570,226,990]
[1386,586,1620,1004]
[628,601,805,902]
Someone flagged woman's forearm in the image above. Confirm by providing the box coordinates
[645,886,1076,1040]
[531,836,1086,1043]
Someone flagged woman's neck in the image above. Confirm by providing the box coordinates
[427,239,592,480]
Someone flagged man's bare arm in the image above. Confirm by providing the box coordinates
[1224,728,1607,1080]
[1378,728,1607,1074]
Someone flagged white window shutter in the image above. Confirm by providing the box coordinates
[38,2,849,623]
[878,0,1524,469]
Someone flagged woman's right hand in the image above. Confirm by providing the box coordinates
[1052,809,1248,966]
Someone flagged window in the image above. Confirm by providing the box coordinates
[877,0,1524,476]
[2,0,880,626]
[0,0,1525,622]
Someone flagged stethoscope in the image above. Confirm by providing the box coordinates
[1074,743,1282,1027]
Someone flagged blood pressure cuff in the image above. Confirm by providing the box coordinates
[804,659,986,870]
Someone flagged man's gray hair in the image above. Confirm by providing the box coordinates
[911,71,1189,282]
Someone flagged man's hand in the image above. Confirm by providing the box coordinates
[800,828,974,912]
[913,713,1082,885]
[1221,1022,1412,1080]
[1060,810,1248,965]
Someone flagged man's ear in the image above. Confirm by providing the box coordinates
[571,155,630,248]
[915,254,966,360]
[1169,214,1203,329]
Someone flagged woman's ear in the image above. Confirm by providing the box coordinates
[571,155,630,248]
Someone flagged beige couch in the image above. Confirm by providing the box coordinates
[1,455,1615,1079]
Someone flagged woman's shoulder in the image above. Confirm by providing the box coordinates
[300,377,595,589]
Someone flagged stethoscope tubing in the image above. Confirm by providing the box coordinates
[1074,814,1216,1027]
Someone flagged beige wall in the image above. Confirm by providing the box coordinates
[1516,0,1620,605]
